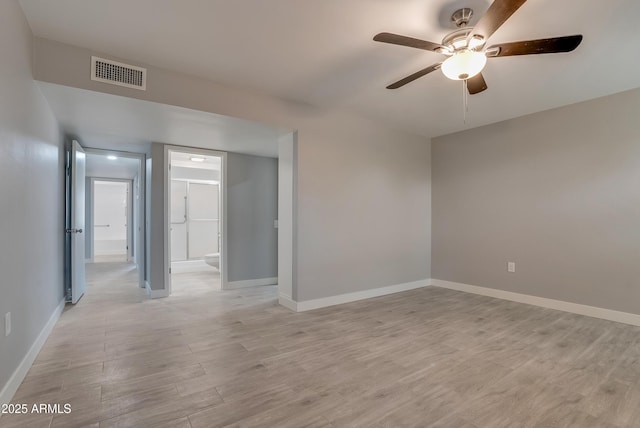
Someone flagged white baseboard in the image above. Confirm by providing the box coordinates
[278,294,297,311]
[0,298,65,406]
[225,277,278,290]
[431,279,640,327]
[283,279,430,312]
[145,281,169,299]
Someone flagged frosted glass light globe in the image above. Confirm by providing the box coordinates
[441,50,487,80]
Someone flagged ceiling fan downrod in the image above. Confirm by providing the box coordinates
[451,8,473,28]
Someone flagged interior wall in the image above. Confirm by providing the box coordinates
[84,176,93,260]
[432,87,640,315]
[227,152,278,282]
[132,173,139,262]
[144,156,152,283]
[297,119,431,300]
[148,144,166,290]
[0,0,64,402]
[34,37,432,302]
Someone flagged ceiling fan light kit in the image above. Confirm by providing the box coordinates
[373,0,583,95]
[442,50,487,80]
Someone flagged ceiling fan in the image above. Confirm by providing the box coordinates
[373,0,582,94]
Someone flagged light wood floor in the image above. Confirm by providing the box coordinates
[93,255,129,263]
[4,263,640,427]
[172,270,222,295]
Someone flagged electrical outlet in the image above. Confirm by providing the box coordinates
[5,312,11,337]
[274,219,279,229]
[507,262,516,273]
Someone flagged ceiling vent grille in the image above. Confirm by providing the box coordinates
[91,56,146,90]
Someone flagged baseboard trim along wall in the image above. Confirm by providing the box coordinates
[278,295,297,311]
[0,298,65,406]
[281,280,430,312]
[431,279,640,327]
[225,277,278,290]
[145,281,169,299]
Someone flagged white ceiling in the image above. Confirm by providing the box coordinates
[86,152,140,179]
[20,0,640,138]
[38,82,281,157]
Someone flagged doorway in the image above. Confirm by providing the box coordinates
[84,149,146,290]
[92,179,131,263]
[167,148,225,295]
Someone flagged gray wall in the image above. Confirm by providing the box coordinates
[0,0,64,400]
[148,144,166,290]
[85,177,93,259]
[145,156,152,283]
[432,87,640,315]
[33,37,433,302]
[227,153,278,282]
[296,119,431,300]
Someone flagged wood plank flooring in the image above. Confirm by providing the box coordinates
[3,262,640,427]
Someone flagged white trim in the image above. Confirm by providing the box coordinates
[225,277,278,290]
[145,281,169,299]
[287,280,430,312]
[0,299,65,406]
[278,294,297,311]
[431,279,640,327]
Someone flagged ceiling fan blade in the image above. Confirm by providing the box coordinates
[374,32,444,53]
[486,35,583,57]
[386,63,442,89]
[467,73,488,94]
[468,0,528,43]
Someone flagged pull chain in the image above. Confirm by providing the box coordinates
[462,79,468,124]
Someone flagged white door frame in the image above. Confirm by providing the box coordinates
[84,148,146,289]
[164,145,227,295]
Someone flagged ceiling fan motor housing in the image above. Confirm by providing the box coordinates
[442,27,473,53]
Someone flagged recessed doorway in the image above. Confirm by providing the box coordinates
[167,149,225,295]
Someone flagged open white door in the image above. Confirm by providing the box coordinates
[68,141,86,304]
